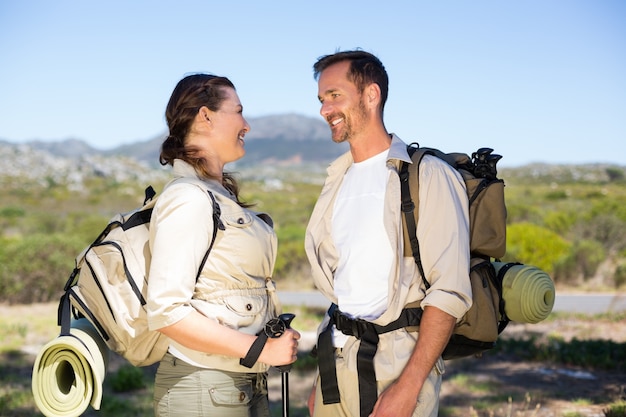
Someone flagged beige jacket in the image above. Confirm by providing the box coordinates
[305,135,472,380]
[147,160,279,373]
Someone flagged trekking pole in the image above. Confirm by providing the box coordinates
[269,313,296,417]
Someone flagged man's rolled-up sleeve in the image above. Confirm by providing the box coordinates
[417,155,472,319]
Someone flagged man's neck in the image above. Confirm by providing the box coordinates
[349,127,392,163]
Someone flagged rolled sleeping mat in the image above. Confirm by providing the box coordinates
[32,318,109,417]
[493,262,556,324]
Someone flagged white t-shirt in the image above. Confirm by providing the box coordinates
[331,149,393,346]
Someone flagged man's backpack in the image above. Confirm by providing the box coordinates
[400,143,509,360]
[58,178,224,366]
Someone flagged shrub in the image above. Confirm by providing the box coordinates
[604,401,626,417]
[553,239,605,284]
[505,223,571,277]
[543,210,578,235]
[573,213,626,252]
[109,365,145,392]
[614,262,626,289]
[0,233,85,303]
[495,336,626,371]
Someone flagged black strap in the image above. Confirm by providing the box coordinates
[318,305,341,405]
[240,333,268,368]
[356,328,379,417]
[317,304,425,416]
[494,262,520,333]
[399,147,431,289]
[196,191,225,280]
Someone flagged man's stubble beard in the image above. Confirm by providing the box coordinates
[332,99,369,144]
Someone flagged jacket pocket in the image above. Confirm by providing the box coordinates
[192,290,270,335]
[223,293,267,328]
[222,210,254,228]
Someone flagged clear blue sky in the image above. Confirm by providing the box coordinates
[1,0,624,167]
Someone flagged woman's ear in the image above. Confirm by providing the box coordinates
[198,106,212,124]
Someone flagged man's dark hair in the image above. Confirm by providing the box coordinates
[313,49,389,113]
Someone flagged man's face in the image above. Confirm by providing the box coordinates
[317,61,369,143]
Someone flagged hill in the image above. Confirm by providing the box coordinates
[0,114,346,167]
[1,113,625,187]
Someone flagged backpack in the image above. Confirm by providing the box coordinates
[399,143,509,360]
[57,178,224,366]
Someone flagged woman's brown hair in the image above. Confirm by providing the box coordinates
[160,74,248,206]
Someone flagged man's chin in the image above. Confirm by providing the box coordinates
[331,131,348,144]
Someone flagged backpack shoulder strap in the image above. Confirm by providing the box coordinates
[196,190,224,280]
[166,177,226,280]
[400,145,433,289]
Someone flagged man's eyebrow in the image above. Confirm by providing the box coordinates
[318,88,338,99]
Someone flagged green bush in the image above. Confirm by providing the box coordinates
[495,336,626,371]
[505,222,571,277]
[0,233,85,303]
[614,262,626,288]
[606,167,625,183]
[604,401,626,417]
[109,365,146,392]
[274,224,307,277]
[543,210,578,235]
[553,239,605,284]
[573,214,626,252]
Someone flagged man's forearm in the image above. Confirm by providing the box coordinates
[395,305,456,396]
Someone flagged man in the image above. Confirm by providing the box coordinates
[304,50,473,417]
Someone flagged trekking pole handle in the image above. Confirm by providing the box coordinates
[269,313,296,372]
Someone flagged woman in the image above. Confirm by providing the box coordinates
[147,73,300,417]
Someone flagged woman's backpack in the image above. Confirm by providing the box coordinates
[57,178,224,366]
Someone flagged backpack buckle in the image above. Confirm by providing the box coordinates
[401,201,415,213]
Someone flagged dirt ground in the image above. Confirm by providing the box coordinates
[7,303,626,417]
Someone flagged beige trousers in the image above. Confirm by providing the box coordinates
[153,352,269,417]
[312,349,442,417]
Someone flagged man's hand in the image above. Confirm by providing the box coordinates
[371,306,456,417]
[369,379,419,417]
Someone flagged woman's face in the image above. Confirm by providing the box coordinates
[201,87,250,165]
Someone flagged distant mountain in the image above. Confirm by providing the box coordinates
[106,113,346,167]
[3,113,624,188]
[1,114,344,167]
[0,114,351,188]
[28,138,96,158]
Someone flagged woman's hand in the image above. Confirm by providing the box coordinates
[258,328,301,366]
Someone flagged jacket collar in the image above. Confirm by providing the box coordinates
[326,133,412,175]
[387,134,412,165]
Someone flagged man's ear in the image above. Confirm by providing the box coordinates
[366,83,381,108]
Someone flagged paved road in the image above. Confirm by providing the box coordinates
[278,291,626,314]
